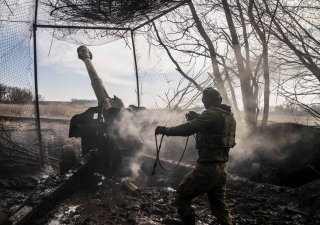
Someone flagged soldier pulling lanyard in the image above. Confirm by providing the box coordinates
[151,134,189,176]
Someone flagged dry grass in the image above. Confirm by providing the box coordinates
[1,102,318,125]
[0,103,35,117]
[0,102,97,119]
[39,102,95,119]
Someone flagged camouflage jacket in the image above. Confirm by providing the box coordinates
[166,104,232,163]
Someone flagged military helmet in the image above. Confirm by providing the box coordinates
[202,87,222,107]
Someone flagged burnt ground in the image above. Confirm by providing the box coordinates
[37,173,320,225]
[1,166,320,225]
[1,160,320,225]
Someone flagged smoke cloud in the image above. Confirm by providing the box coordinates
[104,106,314,186]
[113,108,198,180]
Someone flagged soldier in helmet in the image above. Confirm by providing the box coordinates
[155,87,236,225]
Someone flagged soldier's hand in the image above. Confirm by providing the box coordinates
[185,111,199,121]
[155,126,168,135]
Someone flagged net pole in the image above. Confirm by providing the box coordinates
[36,24,131,30]
[33,0,44,164]
[131,30,140,107]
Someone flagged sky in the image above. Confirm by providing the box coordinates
[35,29,204,109]
[36,29,138,106]
[35,28,290,110]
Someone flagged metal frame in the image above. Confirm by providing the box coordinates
[32,0,188,163]
[36,24,131,30]
[131,30,140,107]
[33,0,44,164]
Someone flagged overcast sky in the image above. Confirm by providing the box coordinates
[36,29,138,105]
[35,28,290,110]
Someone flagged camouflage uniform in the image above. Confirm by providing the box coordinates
[165,104,234,225]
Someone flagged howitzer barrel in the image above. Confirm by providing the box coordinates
[77,46,112,108]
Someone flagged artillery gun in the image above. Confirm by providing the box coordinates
[68,46,141,172]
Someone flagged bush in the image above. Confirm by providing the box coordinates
[0,84,33,104]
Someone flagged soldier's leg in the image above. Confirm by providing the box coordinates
[175,199,196,225]
[175,171,197,225]
[207,185,233,225]
[207,165,233,225]
[175,166,217,225]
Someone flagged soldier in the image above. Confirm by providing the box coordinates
[155,87,236,225]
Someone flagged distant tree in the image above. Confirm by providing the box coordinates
[274,103,296,114]
[7,87,33,103]
[0,84,8,102]
[38,95,45,101]
[0,85,33,104]
[71,98,97,104]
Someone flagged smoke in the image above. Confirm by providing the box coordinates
[227,121,313,184]
[229,122,302,167]
[113,108,198,180]
[112,106,313,186]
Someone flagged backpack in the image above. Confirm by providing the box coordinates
[214,108,236,148]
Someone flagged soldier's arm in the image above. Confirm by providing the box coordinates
[166,110,218,136]
[166,123,196,136]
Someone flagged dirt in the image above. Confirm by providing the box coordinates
[1,160,320,225]
[30,172,318,225]
[0,164,58,224]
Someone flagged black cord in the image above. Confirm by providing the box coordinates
[151,134,189,175]
[151,134,163,175]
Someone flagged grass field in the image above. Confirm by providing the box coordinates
[0,102,96,119]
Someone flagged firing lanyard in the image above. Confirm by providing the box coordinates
[151,134,189,176]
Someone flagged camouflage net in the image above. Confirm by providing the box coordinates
[44,0,178,26]
[37,0,187,45]
[0,0,41,165]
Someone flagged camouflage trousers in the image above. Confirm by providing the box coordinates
[175,163,233,225]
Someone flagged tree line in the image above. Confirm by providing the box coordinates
[0,84,33,103]
[71,99,98,104]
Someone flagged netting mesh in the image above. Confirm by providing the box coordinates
[36,0,186,45]
[49,28,129,45]
[0,0,194,168]
[40,0,181,27]
[0,0,41,165]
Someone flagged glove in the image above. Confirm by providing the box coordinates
[155,126,168,135]
[185,111,199,121]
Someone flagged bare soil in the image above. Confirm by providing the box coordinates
[39,174,319,225]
